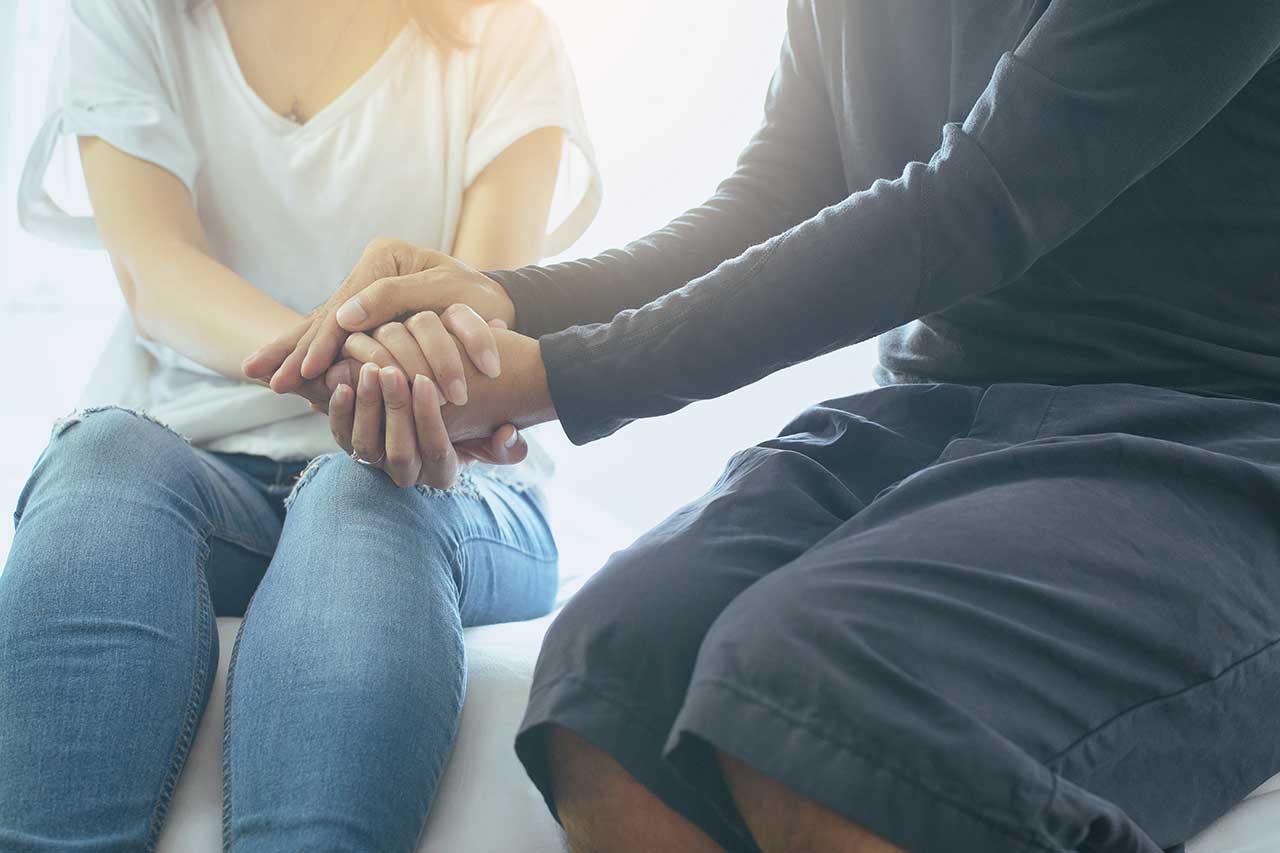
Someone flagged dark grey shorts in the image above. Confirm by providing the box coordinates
[516,382,1280,853]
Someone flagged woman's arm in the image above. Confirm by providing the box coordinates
[79,136,306,380]
[450,127,564,270]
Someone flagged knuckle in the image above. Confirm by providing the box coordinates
[405,311,432,332]
[420,446,451,465]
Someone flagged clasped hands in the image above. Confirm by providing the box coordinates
[242,239,554,490]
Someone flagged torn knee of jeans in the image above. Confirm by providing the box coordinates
[415,469,481,500]
[51,405,188,442]
[283,453,340,510]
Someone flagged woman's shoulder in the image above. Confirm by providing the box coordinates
[464,1,560,50]
[68,0,187,49]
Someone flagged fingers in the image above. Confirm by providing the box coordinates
[334,269,441,332]
[243,316,312,380]
[295,377,334,411]
[341,333,402,372]
[371,322,431,383]
[324,359,359,396]
[329,383,356,454]
[441,304,501,379]
[404,311,468,405]
[379,367,421,488]
[412,374,460,490]
[270,320,323,393]
[351,362,385,465]
[454,424,528,466]
[303,242,440,375]
[299,308,357,381]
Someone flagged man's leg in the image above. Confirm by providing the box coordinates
[550,727,723,853]
[663,384,1280,852]
[520,384,988,852]
[719,755,904,853]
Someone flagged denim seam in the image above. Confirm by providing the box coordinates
[221,591,258,851]
[457,535,559,563]
[206,528,276,559]
[143,534,214,851]
[688,675,1059,853]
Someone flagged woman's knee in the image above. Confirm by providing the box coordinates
[282,453,471,575]
[21,407,193,505]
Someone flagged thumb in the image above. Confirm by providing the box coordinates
[335,272,434,331]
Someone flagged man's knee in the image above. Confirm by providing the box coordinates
[547,726,720,853]
[718,752,905,853]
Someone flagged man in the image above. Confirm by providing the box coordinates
[247,1,1280,850]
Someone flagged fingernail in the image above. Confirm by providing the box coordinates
[359,362,377,391]
[505,429,519,448]
[336,298,367,327]
[415,374,447,407]
[447,379,468,406]
[379,366,399,393]
[479,351,501,378]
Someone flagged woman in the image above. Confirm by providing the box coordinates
[0,0,599,849]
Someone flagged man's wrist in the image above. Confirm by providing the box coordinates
[443,330,556,441]
[504,333,556,429]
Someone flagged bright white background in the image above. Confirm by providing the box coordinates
[0,1,878,564]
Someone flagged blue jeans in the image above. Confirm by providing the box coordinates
[0,407,558,852]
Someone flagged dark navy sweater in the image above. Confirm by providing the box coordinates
[491,0,1280,444]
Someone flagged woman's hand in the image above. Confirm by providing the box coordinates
[241,238,516,393]
[339,311,509,406]
[323,328,555,489]
[326,363,529,489]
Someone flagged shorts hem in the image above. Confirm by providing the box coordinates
[665,676,1064,853]
[516,672,752,851]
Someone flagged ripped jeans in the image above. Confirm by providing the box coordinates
[0,407,558,852]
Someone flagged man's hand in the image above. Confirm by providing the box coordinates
[324,329,555,489]
[241,237,516,393]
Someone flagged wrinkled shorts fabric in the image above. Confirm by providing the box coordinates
[517,382,1280,853]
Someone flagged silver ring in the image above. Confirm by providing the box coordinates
[351,449,385,467]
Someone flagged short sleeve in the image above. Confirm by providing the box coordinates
[17,0,199,248]
[463,2,602,256]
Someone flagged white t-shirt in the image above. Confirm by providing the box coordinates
[18,0,600,485]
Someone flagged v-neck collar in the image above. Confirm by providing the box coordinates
[202,3,415,140]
